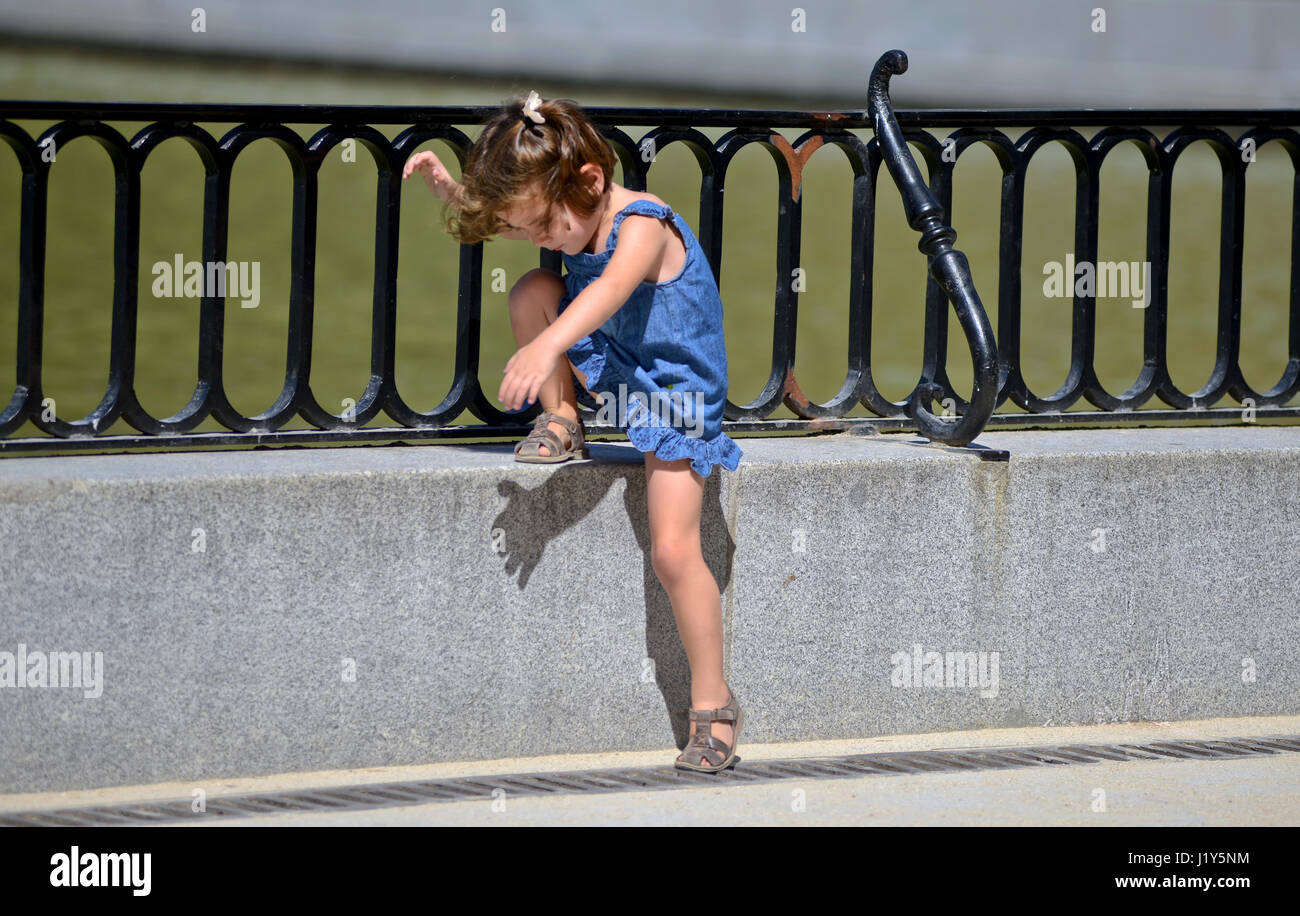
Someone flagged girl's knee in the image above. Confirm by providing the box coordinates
[508,268,564,315]
[650,538,699,582]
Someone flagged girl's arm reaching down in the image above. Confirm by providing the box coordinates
[498,215,668,410]
[542,214,666,352]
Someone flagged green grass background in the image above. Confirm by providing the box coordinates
[1,43,1295,446]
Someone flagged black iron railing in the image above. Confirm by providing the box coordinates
[1,50,1297,454]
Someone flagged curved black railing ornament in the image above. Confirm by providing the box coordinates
[868,50,1000,447]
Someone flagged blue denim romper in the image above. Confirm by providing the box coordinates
[556,199,743,479]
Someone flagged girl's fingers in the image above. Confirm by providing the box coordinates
[402,152,440,178]
[499,374,536,410]
[400,152,456,197]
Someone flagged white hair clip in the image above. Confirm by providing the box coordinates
[522,90,545,125]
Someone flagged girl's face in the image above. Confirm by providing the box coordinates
[500,175,604,254]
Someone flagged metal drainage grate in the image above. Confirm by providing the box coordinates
[2,733,1296,827]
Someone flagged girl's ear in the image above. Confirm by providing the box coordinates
[579,162,606,195]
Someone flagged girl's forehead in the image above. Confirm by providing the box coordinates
[502,193,551,224]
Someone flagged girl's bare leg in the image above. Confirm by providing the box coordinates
[507,268,594,451]
[644,453,733,755]
[514,268,730,749]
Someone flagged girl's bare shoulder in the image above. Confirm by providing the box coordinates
[610,184,671,214]
[607,186,685,282]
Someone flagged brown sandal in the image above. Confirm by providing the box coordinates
[514,411,588,463]
[675,687,742,772]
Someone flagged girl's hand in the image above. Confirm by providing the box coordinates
[498,338,561,411]
[402,150,460,202]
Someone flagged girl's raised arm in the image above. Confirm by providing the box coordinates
[403,150,532,241]
[402,150,461,202]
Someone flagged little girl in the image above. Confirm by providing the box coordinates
[403,90,744,772]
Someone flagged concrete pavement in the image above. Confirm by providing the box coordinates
[2,715,1296,826]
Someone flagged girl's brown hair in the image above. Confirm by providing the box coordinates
[445,95,617,245]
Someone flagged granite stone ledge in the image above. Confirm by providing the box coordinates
[1,425,1297,793]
